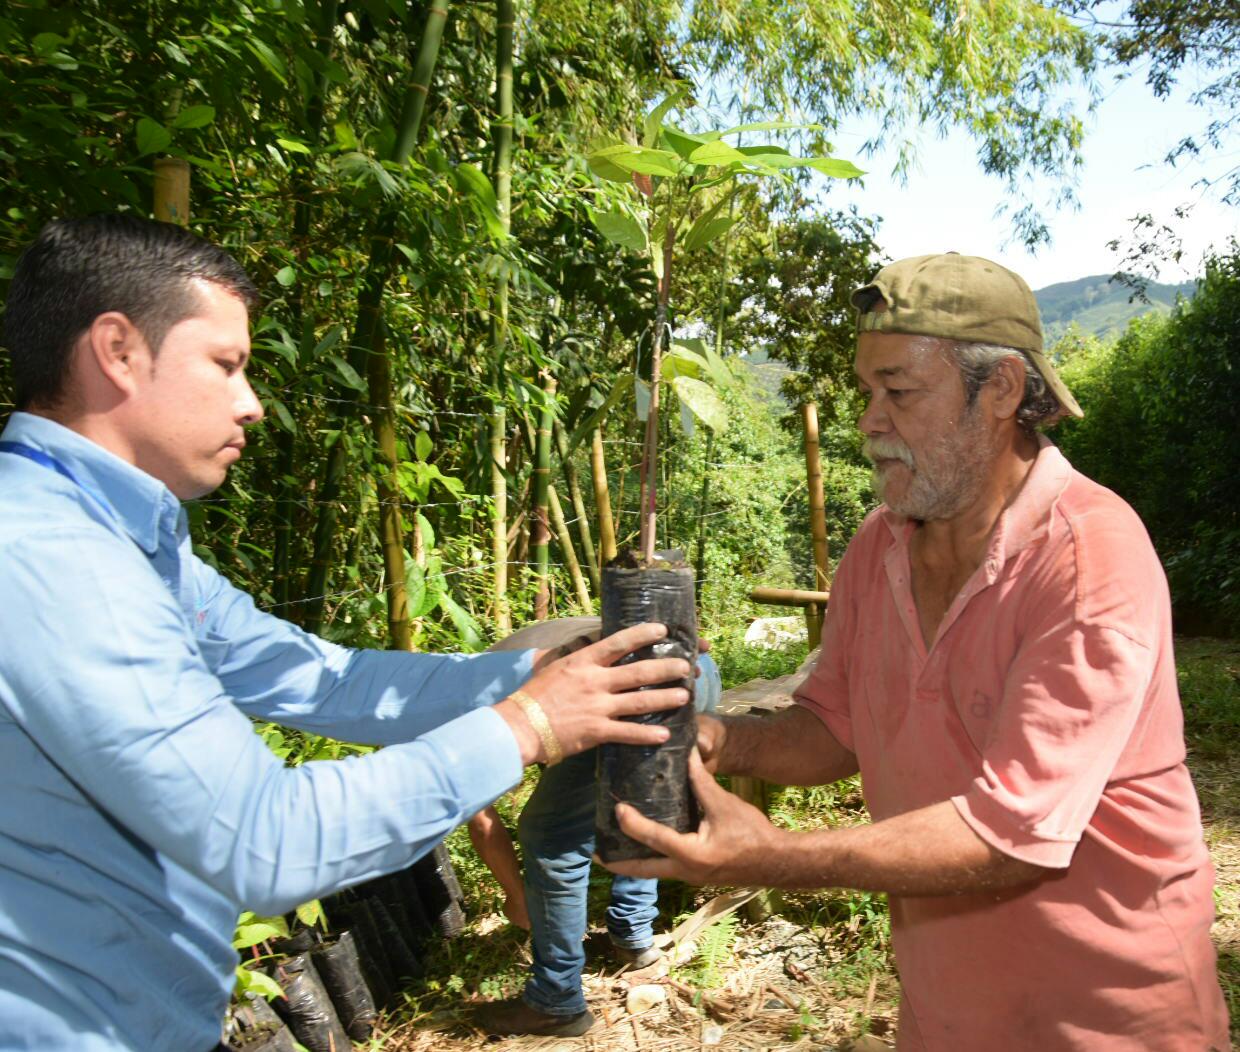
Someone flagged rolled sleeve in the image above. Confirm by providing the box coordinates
[952,621,1154,869]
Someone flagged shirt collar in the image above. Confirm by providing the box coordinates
[879,435,1073,575]
[1,412,181,555]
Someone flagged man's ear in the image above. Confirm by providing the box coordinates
[81,311,151,398]
[988,355,1027,421]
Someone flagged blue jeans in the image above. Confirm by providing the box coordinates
[516,654,721,1016]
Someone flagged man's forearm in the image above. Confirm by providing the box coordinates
[758,800,1048,896]
[717,705,859,786]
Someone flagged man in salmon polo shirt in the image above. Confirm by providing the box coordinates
[605,253,1230,1050]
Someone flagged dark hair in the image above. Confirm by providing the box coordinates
[3,214,258,409]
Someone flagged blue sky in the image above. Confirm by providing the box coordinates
[818,66,1237,290]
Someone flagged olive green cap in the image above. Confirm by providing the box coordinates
[851,252,1083,419]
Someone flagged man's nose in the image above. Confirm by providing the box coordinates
[236,376,265,425]
[858,395,887,436]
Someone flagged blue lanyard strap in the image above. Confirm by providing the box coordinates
[0,440,118,523]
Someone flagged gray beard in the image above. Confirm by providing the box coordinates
[870,408,993,521]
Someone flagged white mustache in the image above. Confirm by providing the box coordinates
[863,437,915,470]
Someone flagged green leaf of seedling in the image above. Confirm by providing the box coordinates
[670,374,729,433]
[662,346,704,380]
[683,193,733,251]
[702,344,733,389]
[234,916,288,949]
[687,140,751,167]
[679,399,696,438]
[274,265,297,287]
[235,965,284,1001]
[588,207,648,254]
[414,430,432,461]
[684,216,735,252]
[643,90,688,147]
[589,144,684,178]
[295,900,326,930]
[661,125,717,160]
[172,105,215,130]
[587,147,633,183]
[635,378,651,422]
[328,355,366,392]
[807,157,864,179]
[135,118,172,157]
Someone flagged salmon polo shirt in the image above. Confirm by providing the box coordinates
[796,439,1229,1051]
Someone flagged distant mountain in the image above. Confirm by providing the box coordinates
[1035,274,1196,343]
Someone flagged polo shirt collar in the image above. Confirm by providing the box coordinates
[879,435,1073,576]
[2,412,181,555]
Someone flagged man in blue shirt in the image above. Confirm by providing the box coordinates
[0,215,691,1052]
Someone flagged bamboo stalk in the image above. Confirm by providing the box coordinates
[554,419,599,593]
[591,427,618,566]
[274,0,340,616]
[532,373,555,619]
[749,586,832,607]
[548,484,592,611]
[367,323,413,650]
[301,0,452,633]
[488,0,515,634]
[153,157,190,225]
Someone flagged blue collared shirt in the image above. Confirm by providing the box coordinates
[0,413,533,1051]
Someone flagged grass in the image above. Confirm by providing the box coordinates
[374,634,1240,1049]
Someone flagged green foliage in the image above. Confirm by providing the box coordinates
[673,909,739,991]
[1055,247,1240,628]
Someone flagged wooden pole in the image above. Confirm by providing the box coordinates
[591,427,618,569]
[801,401,831,648]
[153,157,190,225]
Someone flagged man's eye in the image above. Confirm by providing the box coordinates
[887,388,908,399]
[218,359,240,375]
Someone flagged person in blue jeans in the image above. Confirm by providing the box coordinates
[477,617,722,1037]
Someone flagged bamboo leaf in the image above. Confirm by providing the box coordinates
[328,354,366,392]
[455,163,506,239]
[720,119,818,136]
[670,375,728,432]
[568,374,635,450]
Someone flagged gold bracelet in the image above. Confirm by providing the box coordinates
[509,689,564,766]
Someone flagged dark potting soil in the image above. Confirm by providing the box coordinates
[596,549,698,862]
